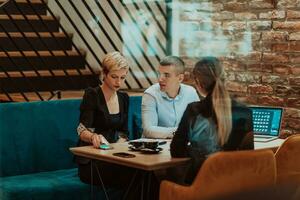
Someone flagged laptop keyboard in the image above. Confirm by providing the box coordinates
[253,111,272,134]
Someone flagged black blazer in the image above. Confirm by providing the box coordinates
[75,86,129,164]
[171,94,253,183]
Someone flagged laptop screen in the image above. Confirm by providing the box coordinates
[249,106,283,136]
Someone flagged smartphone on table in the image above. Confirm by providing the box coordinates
[99,143,113,150]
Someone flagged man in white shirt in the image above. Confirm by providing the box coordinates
[142,56,199,139]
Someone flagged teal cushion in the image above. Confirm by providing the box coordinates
[0,168,122,200]
[133,112,143,139]
[0,96,142,176]
[0,100,81,177]
[128,96,142,140]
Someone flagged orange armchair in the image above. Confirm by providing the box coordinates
[275,134,300,185]
[160,150,276,200]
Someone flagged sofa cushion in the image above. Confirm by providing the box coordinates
[133,112,143,139]
[0,96,143,177]
[0,100,81,177]
[0,168,122,200]
[128,96,142,140]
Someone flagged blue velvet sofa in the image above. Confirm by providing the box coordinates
[0,96,142,200]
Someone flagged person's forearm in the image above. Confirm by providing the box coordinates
[143,126,177,139]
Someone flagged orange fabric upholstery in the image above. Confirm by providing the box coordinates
[160,150,276,200]
[275,134,300,185]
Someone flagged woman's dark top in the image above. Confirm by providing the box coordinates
[75,86,129,164]
[170,94,253,183]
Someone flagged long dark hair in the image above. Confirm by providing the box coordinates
[193,57,232,145]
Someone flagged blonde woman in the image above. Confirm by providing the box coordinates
[170,57,253,184]
[75,51,134,187]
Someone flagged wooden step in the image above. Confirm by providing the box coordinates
[0,90,84,102]
[0,69,97,78]
[0,0,47,15]
[0,89,143,102]
[1,71,101,92]
[0,50,86,71]
[0,14,59,32]
[0,32,73,51]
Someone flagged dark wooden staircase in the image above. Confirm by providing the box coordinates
[0,0,100,102]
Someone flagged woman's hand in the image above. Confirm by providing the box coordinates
[91,134,109,148]
[116,137,127,143]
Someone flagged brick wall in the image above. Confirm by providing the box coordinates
[177,0,300,136]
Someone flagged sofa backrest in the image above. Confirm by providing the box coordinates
[0,100,81,177]
[0,96,142,177]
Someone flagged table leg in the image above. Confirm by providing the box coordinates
[94,162,110,200]
[90,160,94,200]
[122,169,139,200]
[146,172,152,200]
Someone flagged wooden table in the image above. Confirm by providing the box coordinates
[70,141,189,171]
[70,142,189,200]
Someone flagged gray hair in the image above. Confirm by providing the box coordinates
[159,56,185,74]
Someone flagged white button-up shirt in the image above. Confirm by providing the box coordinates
[142,83,199,138]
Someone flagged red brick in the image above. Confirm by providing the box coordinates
[287,10,300,19]
[262,75,288,84]
[211,3,224,12]
[278,0,300,8]
[275,85,291,96]
[249,21,272,31]
[291,86,300,95]
[291,66,300,75]
[234,12,257,20]
[287,118,300,130]
[262,31,288,41]
[259,10,285,19]
[273,65,291,74]
[290,42,300,51]
[291,55,300,63]
[289,32,300,41]
[289,77,300,85]
[261,64,273,72]
[284,108,300,118]
[232,32,261,42]
[225,81,248,93]
[234,95,257,105]
[248,84,273,94]
[273,21,300,31]
[287,98,300,108]
[236,73,261,83]
[251,42,262,51]
[257,96,285,106]
[249,0,275,9]
[223,60,246,72]
[223,21,246,31]
[213,11,234,20]
[225,72,236,81]
[241,52,262,62]
[271,43,289,51]
[263,53,289,63]
[224,2,248,11]
[247,63,262,72]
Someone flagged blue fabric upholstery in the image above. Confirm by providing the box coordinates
[0,96,142,200]
[128,96,143,140]
[0,100,81,177]
[0,168,122,200]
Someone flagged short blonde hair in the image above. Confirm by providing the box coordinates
[102,51,129,75]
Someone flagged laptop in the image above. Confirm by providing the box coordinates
[249,106,283,142]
